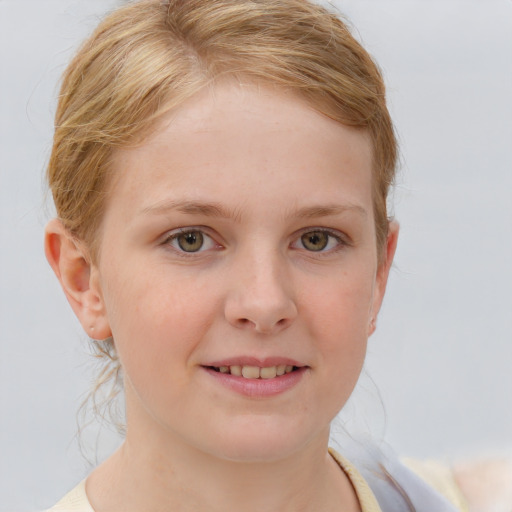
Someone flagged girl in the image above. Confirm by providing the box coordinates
[43,0,476,510]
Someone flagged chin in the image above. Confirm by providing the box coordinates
[199,415,327,463]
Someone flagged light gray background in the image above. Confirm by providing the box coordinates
[1,0,511,510]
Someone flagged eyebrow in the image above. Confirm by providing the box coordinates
[291,204,368,219]
[140,200,241,220]
[140,200,367,221]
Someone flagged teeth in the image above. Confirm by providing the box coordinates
[241,366,260,379]
[230,365,242,376]
[214,364,297,379]
[260,366,277,379]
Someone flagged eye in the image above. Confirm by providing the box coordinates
[293,229,344,252]
[165,229,217,253]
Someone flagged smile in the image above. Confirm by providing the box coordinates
[208,365,297,379]
[202,359,307,397]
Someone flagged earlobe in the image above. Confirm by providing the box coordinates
[44,219,111,340]
[369,221,399,336]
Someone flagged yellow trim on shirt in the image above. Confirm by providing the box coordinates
[329,448,383,512]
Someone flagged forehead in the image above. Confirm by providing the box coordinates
[108,81,373,218]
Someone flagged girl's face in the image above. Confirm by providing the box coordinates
[82,82,396,461]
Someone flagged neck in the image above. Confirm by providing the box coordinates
[87,428,360,512]
[87,380,360,512]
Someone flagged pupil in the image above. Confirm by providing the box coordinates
[178,231,203,252]
[302,231,328,251]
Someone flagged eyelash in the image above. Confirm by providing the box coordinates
[291,228,348,255]
[161,227,348,256]
[162,228,220,256]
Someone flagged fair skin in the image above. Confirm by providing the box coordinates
[46,82,398,512]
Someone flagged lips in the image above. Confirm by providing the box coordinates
[202,359,307,397]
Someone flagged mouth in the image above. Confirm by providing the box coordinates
[201,360,307,397]
[205,364,299,379]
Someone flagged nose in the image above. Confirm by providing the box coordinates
[224,250,298,335]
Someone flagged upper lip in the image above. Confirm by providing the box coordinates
[204,357,306,368]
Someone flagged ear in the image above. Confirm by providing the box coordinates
[369,221,399,336]
[44,219,111,340]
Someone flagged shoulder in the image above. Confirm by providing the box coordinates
[44,480,94,512]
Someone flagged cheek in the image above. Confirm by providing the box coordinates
[102,265,217,373]
[300,269,373,393]
[301,270,375,343]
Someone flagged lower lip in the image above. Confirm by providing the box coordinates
[203,367,307,398]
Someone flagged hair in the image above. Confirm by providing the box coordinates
[47,0,398,427]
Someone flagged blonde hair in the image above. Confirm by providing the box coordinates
[47,0,398,426]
